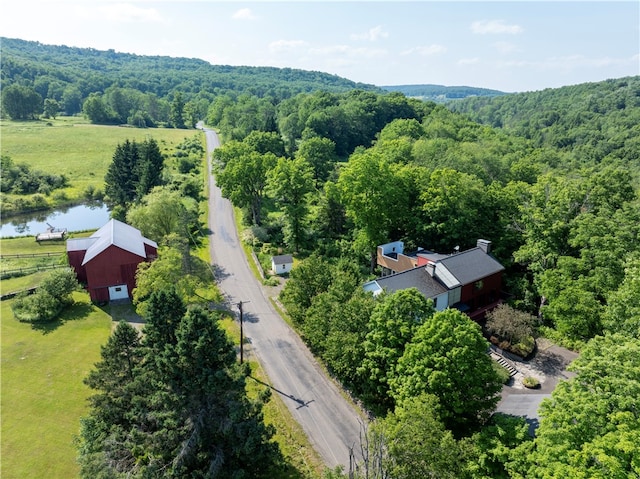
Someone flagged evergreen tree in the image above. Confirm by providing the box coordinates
[78,300,278,478]
[136,138,164,198]
[104,139,140,208]
[78,321,144,476]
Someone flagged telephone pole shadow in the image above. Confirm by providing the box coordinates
[249,375,314,409]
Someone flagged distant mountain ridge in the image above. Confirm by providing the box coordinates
[380,84,507,103]
[0,37,379,100]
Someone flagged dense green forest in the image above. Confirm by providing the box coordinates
[2,37,639,478]
[209,77,640,477]
[381,84,506,103]
[1,37,378,125]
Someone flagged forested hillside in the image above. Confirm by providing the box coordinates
[208,77,640,477]
[449,76,640,166]
[1,37,378,125]
[381,84,506,103]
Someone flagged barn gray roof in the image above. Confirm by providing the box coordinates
[66,219,157,266]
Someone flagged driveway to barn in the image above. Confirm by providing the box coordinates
[201,126,363,470]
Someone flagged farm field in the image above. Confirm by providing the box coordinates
[1,292,112,479]
[0,117,200,202]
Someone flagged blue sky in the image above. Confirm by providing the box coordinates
[2,1,638,92]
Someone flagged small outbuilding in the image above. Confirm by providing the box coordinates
[67,219,157,302]
[271,254,293,275]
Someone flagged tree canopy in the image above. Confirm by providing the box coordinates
[510,334,640,478]
[78,302,280,478]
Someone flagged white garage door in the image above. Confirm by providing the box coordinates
[108,284,129,300]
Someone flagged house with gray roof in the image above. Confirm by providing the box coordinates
[364,239,504,320]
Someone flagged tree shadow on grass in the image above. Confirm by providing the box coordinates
[30,301,95,334]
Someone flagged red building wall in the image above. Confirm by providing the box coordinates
[460,271,503,319]
[68,250,87,284]
[84,246,147,302]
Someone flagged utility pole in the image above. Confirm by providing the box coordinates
[237,300,248,364]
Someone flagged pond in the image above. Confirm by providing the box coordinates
[0,202,111,238]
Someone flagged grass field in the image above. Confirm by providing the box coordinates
[0,234,93,288]
[0,116,200,202]
[1,292,113,479]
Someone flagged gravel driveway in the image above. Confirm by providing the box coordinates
[496,338,579,434]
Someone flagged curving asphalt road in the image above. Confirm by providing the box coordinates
[202,127,362,470]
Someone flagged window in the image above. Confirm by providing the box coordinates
[282,265,285,270]
[115,287,122,292]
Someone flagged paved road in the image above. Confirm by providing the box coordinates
[202,127,362,470]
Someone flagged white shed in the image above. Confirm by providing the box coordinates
[271,254,293,275]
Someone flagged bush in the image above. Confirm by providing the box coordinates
[511,335,536,357]
[11,268,80,322]
[486,304,538,356]
[522,376,540,389]
[492,361,512,385]
[263,276,280,287]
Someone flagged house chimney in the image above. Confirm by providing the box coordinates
[477,239,492,254]
[425,262,436,277]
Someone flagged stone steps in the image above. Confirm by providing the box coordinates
[490,351,518,377]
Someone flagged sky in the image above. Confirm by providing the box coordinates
[2,1,638,93]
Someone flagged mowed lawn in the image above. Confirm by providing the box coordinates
[1,292,113,479]
[0,117,200,197]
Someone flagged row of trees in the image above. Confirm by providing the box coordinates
[78,131,295,477]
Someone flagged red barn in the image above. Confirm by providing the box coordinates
[67,219,157,302]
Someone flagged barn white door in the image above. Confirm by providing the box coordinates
[108,284,129,300]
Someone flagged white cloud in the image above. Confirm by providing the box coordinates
[471,20,523,35]
[94,3,164,23]
[232,8,256,20]
[269,39,308,54]
[401,44,447,56]
[351,25,389,42]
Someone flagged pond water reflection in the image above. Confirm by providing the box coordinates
[0,202,111,237]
